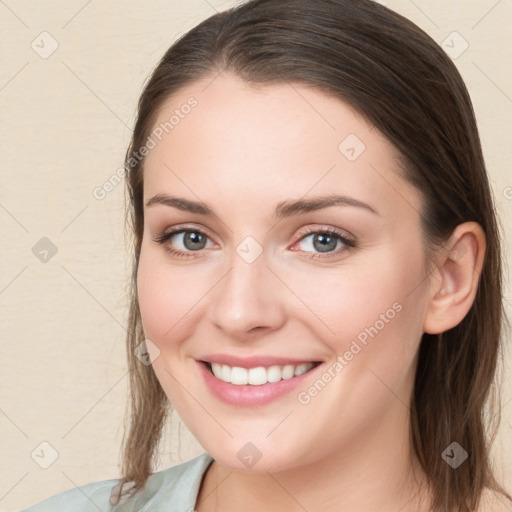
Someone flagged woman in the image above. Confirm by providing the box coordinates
[23,0,511,511]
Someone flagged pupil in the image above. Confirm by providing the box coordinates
[313,233,336,253]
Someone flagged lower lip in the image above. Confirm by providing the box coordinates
[197,361,322,407]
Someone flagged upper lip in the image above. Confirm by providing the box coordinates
[200,354,321,368]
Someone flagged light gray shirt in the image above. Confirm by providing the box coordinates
[21,452,214,512]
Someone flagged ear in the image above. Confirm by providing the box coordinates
[423,221,486,335]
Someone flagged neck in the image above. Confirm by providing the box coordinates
[195,377,432,512]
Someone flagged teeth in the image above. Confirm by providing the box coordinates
[266,365,281,383]
[249,366,268,385]
[221,364,231,383]
[282,365,295,379]
[231,366,248,385]
[294,363,311,376]
[209,362,316,385]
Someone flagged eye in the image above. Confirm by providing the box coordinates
[291,226,356,260]
[153,224,356,260]
[152,227,216,258]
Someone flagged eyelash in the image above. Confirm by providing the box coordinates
[152,224,356,261]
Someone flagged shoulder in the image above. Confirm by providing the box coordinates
[21,476,118,512]
[22,452,214,512]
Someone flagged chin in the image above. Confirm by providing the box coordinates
[202,436,309,474]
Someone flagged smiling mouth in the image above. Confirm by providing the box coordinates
[202,361,321,386]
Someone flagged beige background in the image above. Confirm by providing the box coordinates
[0,1,511,510]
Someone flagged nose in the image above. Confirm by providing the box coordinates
[208,249,287,341]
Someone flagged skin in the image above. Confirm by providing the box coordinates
[136,71,486,512]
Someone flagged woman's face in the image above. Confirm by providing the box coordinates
[137,72,434,472]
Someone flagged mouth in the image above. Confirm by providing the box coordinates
[201,360,322,386]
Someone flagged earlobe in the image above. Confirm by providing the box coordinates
[422,222,486,335]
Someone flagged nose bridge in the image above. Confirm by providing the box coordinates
[209,239,285,338]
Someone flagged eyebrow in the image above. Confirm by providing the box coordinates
[145,193,381,218]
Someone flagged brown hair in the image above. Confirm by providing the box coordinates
[120,1,511,510]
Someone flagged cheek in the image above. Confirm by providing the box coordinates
[136,248,206,343]
[136,260,170,341]
[283,254,424,349]
[136,250,208,404]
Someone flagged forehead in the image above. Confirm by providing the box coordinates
[142,71,422,221]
